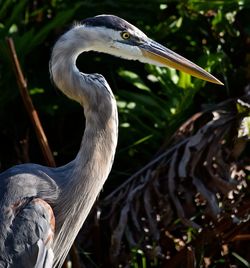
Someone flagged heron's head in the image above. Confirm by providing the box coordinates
[80,15,223,85]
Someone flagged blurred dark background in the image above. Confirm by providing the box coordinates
[0,1,249,266]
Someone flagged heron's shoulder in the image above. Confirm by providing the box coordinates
[0,163,59,201]
[0,163,50,180]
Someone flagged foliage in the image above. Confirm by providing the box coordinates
[0,0,249,267]
[0,0,249,171]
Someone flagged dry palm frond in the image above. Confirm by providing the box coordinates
[80,95,250,267]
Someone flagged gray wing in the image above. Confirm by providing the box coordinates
[0,197,55,268]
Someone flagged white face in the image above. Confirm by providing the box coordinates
[81,25,148,62]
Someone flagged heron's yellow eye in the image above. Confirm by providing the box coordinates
[121,31,130,40]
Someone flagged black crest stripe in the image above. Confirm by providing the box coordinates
[81,15,134,32]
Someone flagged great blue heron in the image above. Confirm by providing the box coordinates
[0,15,222,267]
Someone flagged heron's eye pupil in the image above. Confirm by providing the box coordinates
[121,32,130,40]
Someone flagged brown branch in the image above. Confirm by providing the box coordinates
[231,234,250,242]
[6,37,56,167]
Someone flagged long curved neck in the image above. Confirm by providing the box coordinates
[50,26,118,267]
[51,26,93,103]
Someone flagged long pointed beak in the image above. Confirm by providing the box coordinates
[139,40,223,85]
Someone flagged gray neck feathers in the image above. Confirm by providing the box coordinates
[50,26,118,267]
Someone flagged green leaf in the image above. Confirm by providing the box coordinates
[29,88,45,95]
[0,0,28,37]
[0,0,12,19]
[232,252,250,267]
[30,3,82,50]
[118,70,151,91]
[236,99,250,114]
[178,71,193,88]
